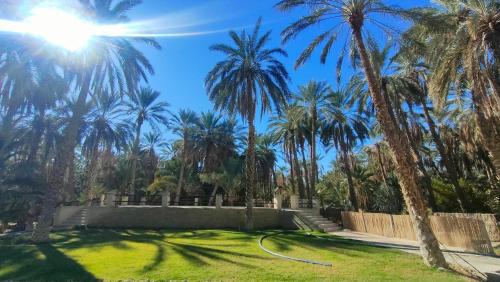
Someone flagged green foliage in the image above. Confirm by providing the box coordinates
[148,175,177,194]
[432,177,495,213]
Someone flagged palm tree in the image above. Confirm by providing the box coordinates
[348,43,441,211]
[256,134,278,201]
[168,109,199,205]
[193,112,241,202]
[321,88,369,211]
[276,0,447,267]
[394,60,469,211]
[31,0,160,242]
[269,107,306,198]
[125,87,169,200]
[295,123,312,199]
[193,112,237,173]
[81,91,130,201]
[403,0,500,181]
[140,132,166,188]
[205,18,291,230]
[0,35,65,166]
[294,81,331,203]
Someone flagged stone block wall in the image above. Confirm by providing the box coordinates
[81,206,299,230]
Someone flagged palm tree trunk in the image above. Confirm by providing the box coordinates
[300,141,311,200]
[393,94,437,211]
[84,143,100,204]
[291,135,306,198]
[375,143,401,210]
[341,143,358,211]
[64,151,76,201]
[375,144,389,188]
[310,109,317,199]
[245,107,256,230]
[422,101,467,211]
[352,28,446,268]
[26,114,44,164]
[287,146,297,195]
[175,134,188,205]
[208,184,219,206]
[32,70,92,242]
[129,118,143,201]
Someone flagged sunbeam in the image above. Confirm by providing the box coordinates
[0,2,244,52]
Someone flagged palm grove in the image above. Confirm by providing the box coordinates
[0,0,499,269]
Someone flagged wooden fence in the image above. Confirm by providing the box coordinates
[434,213,500,241]
[341,212,495,254]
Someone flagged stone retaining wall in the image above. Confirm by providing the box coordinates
[82,206,298,230]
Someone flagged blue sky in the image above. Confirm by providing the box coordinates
[127,0,431,172]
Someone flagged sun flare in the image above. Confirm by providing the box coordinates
[24,7,95,52]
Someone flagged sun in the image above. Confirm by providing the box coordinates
[24,7,96,52]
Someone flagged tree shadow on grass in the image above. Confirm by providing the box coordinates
[142,244,166,272]
[162,241,264,269]
[264,233,402,259]
[53,229,165,251]
[138,238,266,273]
[0,244,98,281]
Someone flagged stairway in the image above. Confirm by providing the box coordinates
[54,208,88,229]
[296,209,342,232]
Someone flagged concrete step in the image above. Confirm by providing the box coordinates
[313,220,334,225]
[323,226,342,232]
[59,208,88,227]
[319,223,338,228]
[305,216,325,221]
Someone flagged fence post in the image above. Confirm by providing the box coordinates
[273,194,282,210]
[162,192,170,207]
[290,195,299,209]
[216,194,223,209]
[105,191,117,207]
[312,199,319,209]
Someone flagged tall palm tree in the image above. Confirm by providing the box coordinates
[205,18,291,230]
[140,132,166,188]
[321,88,369,211]
[0,35,65,166]
[31,0,160,242]
[194,113,241,201]
[403,0,500,181]
[168,109,199,205]
[295,123,312,199]
[269,107,306,198]
[349,43,441,211]
[125,87,169,199]
[256,134,278,201]
[294,81,331,202]
[81,91,130,201]
[276,0,447,267]
[193,112,236,173]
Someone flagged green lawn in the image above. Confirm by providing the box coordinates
[0,229,465,281]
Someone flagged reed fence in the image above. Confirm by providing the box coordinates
[434,212,500,241]
[341,211,495,254]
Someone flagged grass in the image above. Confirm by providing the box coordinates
[0,229,466,281]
